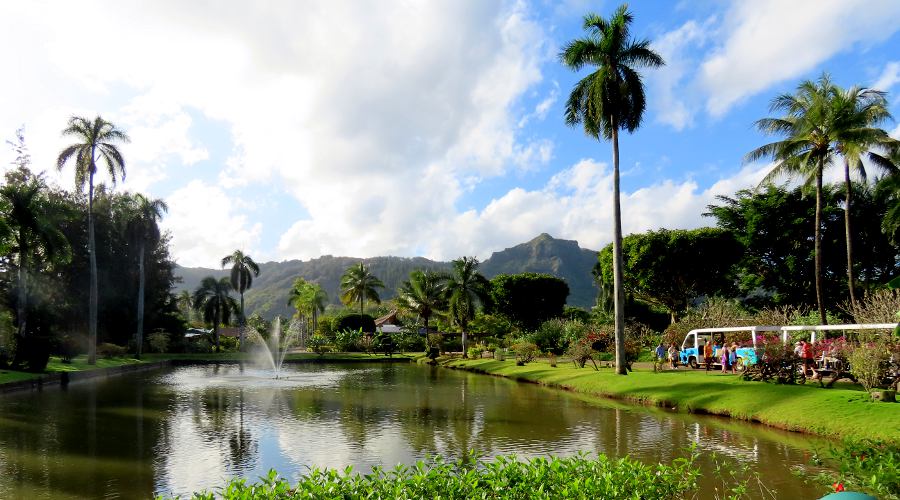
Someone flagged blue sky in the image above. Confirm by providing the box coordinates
[2,0,900,267]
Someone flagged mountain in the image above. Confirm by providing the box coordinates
[174,234,599,319]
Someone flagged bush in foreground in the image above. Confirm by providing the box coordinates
[160,451,699,499]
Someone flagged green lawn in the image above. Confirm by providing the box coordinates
[0,369,42,385]
[445,357,900,444]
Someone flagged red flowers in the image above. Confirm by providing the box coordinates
[832,482,845,492]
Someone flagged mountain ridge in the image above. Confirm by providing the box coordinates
[174,234,599,319]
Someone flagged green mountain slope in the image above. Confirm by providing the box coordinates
[174,234,599,319]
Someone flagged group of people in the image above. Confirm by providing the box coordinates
[655,340,741,374]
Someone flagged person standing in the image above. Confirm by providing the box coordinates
[655,342,666,362]
[668,344,678,369]
[721,345,730,374]
[704,341,714,371]
[729,343,738,374]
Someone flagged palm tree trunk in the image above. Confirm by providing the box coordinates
[239,292,245,349]
[16,235,27,342]
[88,169,98,365]
[214,307,220,353]
[135,242,145,359]
[843,161,858,311]
[611,122,627,375]
[462,328,468,358]
[814,161,827,325]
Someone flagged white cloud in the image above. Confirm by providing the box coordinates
[421,159,773,259]
[162,180,263,267]
[700,0,900,116]
[648,18,714,130]
[873,61,900,92]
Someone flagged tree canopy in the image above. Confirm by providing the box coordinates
[487,273,569,331]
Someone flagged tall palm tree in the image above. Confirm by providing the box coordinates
[340,263,384,316]
[445,257,490,358]
[829,85,896,309]
[0,175,70,362]
[747,74,838,324]
[397,270,448,342]
[126,193,168,358]
[288,278,329,334]
[177,290,194,324]
[193,276,238,353]
[875,148,900,245]
[57,115,130,364]
[221,250,260,348]
[560,5,664,375]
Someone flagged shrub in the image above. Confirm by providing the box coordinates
[169,451,700,500]
[373,332,395,356]
[189,338,213,353]
[741,338,802,384]
[467,346,484,359]
[147,331,170,353]
[316,315,339,341]
[334,328,363,352]
[395,328,425,353]
[336,314,376,334]
[566,340,597,369]
[218,336,240,352]
[849,342,890,392]
[58,335,82,363]
[307,334,330,356]
[427,333,443,353]
[358,335,375,354]
[846,289,900,330]
[530,319,568,355]
[513,340,539,365]
[443,338,462,353]
[97,343,128,358]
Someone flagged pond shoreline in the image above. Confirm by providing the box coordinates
[437,356,900,445]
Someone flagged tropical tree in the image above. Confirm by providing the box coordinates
[559,5,664,374]
[747,74,842,323]
[288,278,328,333]
[829,84,896,309]
[396,270,448,342]
[56,115,130,364]
[339,263,384,316]
[221,250,260,348]
[445,257,490,358]
[177,290,194,324]
[192,276,238,352]
[0,173,70,367]
[125,193,168,358]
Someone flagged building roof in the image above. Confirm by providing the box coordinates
[374,309,399,327]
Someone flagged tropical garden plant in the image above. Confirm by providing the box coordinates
[340,262,384,316]
[222,249,260,348]
[56,115,130,364]
[445,257,490,358]
[124,193,167,358]
[560,4,664,374]
[192,276,238,352]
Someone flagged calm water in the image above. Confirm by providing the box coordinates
[0,363,827,499]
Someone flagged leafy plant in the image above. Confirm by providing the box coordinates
[849,342,890,392]
[147,331,169,353]
[306,334,329,356]
[96,343,128,359]
[334,328,363,352]
[529,319,568,355]
[512,340,539,366]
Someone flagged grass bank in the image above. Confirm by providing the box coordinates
[0,352,415,387]
[443,357,900,444]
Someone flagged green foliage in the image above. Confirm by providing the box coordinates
[488,273,569,331]
[334,328,363,352]
[707,184,899,309]
[395,324,425,353]
[96,343,128,358]
[828,441,900,499]
[529,319,568,356]
[315,315,338,340]
[306,334,329,356]
[336,313,376,334]
[597,228,742,322]
[165,450,699,500]
[58,335,82,363]
[218,336,240,352]
[512,340,539,365]
[849,342,891,392]
[188,338,212,354]
[340,263,384,314]
[147,331,169,353]
[469,313,517,339]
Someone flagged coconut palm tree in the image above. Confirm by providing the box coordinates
[397,270,448,342]
[288,279,329,335]
[0,174,70,362]
[193,276,238,353]
[445,257,490,358]
[125,193,168,358]
[177,290,194,324]
[747,74,841,323]
[340,263,384,316]
[56,115,130,364]
[829,85,896,309]
[875,147,900,245]
[221,250,260,348]
[560,4,664,374]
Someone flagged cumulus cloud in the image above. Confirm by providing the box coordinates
[162,180,262,267]
[700,0,900,116]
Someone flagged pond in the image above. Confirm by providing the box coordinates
[0,362,827,498]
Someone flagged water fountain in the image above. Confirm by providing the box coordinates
[245,317,300,378]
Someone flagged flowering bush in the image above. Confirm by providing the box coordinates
[513,340,539,365]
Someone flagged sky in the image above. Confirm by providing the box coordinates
[2,0,900,268]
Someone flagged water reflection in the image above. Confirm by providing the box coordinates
[0,363,827,499]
